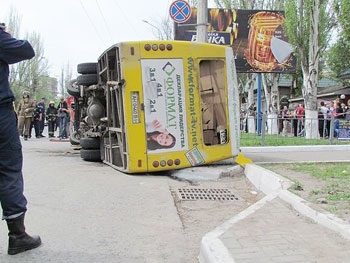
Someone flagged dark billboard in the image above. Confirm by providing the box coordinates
[174,9,297,73]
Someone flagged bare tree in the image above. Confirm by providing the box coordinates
[5,8,51,102]
[160,17,174,40]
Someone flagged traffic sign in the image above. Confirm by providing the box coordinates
[169,0,192,23]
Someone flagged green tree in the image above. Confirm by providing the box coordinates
[325,0,350,79]
[284,0,334,139]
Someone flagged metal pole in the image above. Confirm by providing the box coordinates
[196,0,208,42]
[61,69,64,97]
[142,20,162,39]
[257,73,262,135]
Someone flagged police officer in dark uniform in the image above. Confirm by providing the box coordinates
[33,100,45,138]
[0,22,41,255]
[46,100,58,138]
[37,97,46,137]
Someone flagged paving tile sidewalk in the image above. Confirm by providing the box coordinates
[220,197,350,263]
[199,151,350,263]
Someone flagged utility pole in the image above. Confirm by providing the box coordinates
[61,68,64,97]
[33,78,37,98]
[196,0,208,43]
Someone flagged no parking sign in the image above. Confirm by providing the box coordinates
[169,0,192,23]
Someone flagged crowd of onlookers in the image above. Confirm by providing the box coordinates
[240,97,350,139]
[16,91,74,140]
[317,98,350,138]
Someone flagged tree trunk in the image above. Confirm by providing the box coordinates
[263,73,279,134]
[262,75,271,113]
[247,74,256,112]
[301,0,320,139]
[270,74,279,113]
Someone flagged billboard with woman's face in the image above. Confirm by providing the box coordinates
[141,58,189,153]
[174,9,296,73]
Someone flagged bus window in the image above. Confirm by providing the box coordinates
[200,60,228,145]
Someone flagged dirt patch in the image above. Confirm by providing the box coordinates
[261,163,350,223]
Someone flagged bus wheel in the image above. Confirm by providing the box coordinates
[69,131,81,145]
[77,74,98,86]
[80,149,101,162]
[67,79,80,97]
[80,137,100,149]
[77,62,98,74]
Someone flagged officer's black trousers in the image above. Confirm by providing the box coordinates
[0,103,27,219]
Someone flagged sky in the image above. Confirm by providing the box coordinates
[1,0,216,79]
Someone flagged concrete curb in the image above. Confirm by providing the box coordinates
[241,145,350,153]
[199,163,350,263]
[246,164,350,239]
[244,164,293,193]
[279,189,350,240]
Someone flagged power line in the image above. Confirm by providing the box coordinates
[78,0,107,46]
[95,0,114,42]
[111,0,140,37]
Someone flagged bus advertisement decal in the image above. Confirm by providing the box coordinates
[186,147,205,166]
[187,57,199,148]
[141,59,189,153]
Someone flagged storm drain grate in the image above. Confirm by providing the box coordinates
[176,188,239,201]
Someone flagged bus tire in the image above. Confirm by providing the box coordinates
[80,148,101,162]
[67,79,80,97]
[77,74,98,86]
[80,137,100,149]
[69,131,81,145]
[77,62,98,74]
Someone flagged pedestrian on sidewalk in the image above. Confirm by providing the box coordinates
[0,22,41,255]
[296,103,305,136]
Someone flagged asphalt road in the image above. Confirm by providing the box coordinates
[0,138,260,262]
[0,139,187,262]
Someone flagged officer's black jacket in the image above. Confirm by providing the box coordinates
[0,28,35,105]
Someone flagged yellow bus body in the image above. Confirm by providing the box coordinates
[98,40,240,173]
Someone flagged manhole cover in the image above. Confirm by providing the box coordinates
[176,188,239,201]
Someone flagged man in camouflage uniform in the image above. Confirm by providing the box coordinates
[17,91,35,140]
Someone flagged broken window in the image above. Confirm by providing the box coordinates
[199,60,228,146]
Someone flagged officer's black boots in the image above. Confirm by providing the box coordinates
[6,214,41,255]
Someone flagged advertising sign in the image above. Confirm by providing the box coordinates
[141,59,189,153]
[338,120,350,140]
[174,9,296,73]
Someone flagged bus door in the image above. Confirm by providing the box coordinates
[99,45,128,171]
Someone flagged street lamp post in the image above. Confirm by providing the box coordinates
[142,20,163,40]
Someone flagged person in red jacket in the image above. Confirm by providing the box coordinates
[0,22,41,255]
[296,103,305,136]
